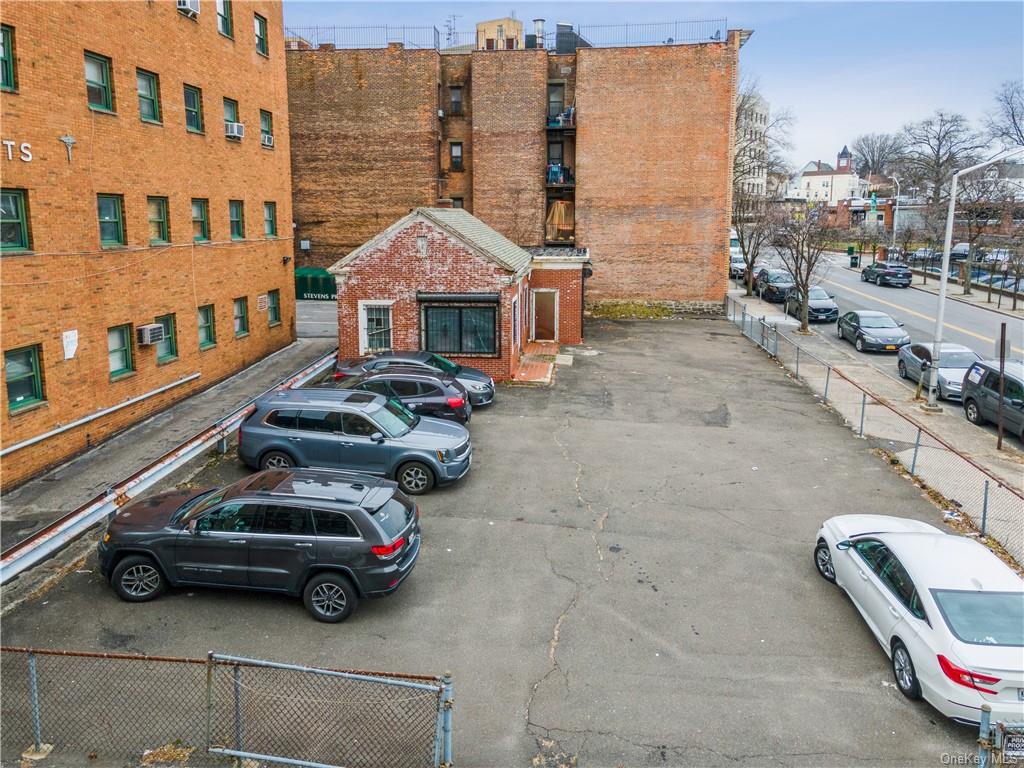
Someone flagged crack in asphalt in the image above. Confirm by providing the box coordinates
[552,416,609,573]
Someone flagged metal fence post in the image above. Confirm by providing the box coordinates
[441,671,454,768]
[824,366,831,401]
[205,652,214,750]
[859,393,867,437]
[795,346,800,379]
[981,480,989,536]
[772,326,778,357]
[910,427,921,476]
[233,663,243,751]
[978,704,992,768]
[27,650,43,752]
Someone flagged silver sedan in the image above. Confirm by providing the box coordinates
[896,342,981,401]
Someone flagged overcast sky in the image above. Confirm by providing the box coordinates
[283,1,1024,168]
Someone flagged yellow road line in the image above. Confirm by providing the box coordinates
[823,279,1024,354]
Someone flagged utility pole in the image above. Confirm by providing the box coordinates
[890,176,900,249]
[997,322,1007,450]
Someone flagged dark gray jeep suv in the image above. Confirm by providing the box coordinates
[98,468,421,622]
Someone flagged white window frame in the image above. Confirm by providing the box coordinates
[530,288,559,342]
[358,299,395,354]
[511,294,520,350]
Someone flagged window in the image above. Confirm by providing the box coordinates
[97,194,125,246]
[216,0,233,37]
[198,304,216,348]
[424,305,497,354]
[548,141,563,166]
[389,379,419,398]
[267,289,281,325]
[313,510,358,538]
[233,297,249,336]
[84,52,113,111]
[260,110,273,144]
[266,409,298,429]
[296,409,341,433]
[136,69,160,123]
[449,86,462,115]
[5,345,43,411]
[228,200,244,239]
[878,555,925,620]
[223,97,239,129]
[362,304,392,352]
[195,503,260,533]
[107,324,133,378]
[547,83,565,118]
[1,25,17,92]
[263,201,276,236]
[184,84,203,132]
[449,142,463,172]
[261,505,313,535]
[1,189,29,251]
[153,314,177,362]
[451,197,464,209]
[342,413,378,437]
[254,14,268,55]
[191,198,209,241]
[147,196,169,244]
[853,539,889,573]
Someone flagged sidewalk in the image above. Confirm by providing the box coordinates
[906,272,1024,319]
[1,338,336,552]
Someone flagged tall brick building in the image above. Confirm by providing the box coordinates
[286,24,746,306]
[1,0,295,488]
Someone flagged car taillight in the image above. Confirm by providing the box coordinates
[937,655,1000,695]
[447,396,465,409]
[333,371,347,380]
[371,536,406,559]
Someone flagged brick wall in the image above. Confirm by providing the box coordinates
[529,268,583,344]
[287,44,441,269]
[439,54,473,211]
[575,38,739,301]
[0,0,295,489]
[470,50,547,246]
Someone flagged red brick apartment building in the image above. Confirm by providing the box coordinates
[0,0,295,489]
[286,22,746,307]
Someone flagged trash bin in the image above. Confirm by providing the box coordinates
[848,246,860,268]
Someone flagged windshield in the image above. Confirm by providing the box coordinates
[175,489,224,525]
[769,273,792,284]
[937,351,981,368]
[807,287,830,300]
[428,353,460,375]
[730,238,740,248]
[372,398,417,437]
[859,315,898,329]
[932,590,1024,646]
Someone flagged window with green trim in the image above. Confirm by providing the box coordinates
[263,201,276,236]
[216,0,233,37]
[229,200,244,239]
[198,304,216,348]
[97,194,125,246]
[5,345,43,412]
[107,324,133,378]
[233,297,249,336]
[84,51,113,111]
[154,314,177,362]
[1,189,30,251]
[267,289,281,325]
[223,97,238,125]
[147,196,169,244]
[184,84,203,132]
[260,110,273,140]
[254,14,268,55]
[191,198,209,241]
[1,25,17,92]
[136,69,160,123]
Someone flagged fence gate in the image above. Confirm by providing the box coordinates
[977,706,1024,767]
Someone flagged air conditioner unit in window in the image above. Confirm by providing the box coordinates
[177,0,200,18]
[225,122,245,140]
[261,134,275,148]
[437,109,445,119]
[137,323,165,346]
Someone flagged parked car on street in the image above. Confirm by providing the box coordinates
[813,514,1024,725]
[861,261,912,288]
[984,248,1012,263]
[961,360,1024,438]
[912,248,937,264]
[784,285,839,322]
[949,242,972,261]
[238,388,472,495]
[897,343,982,401]
[98,468,422,622]
[729,253,747,279]
[335,351,496,406]
[837,310,910,352]
[754,268,795,303]
[308,366,472,424]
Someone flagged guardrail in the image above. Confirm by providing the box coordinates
[726,295,1024,568]
[0,349,337,585]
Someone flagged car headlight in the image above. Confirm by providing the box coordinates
[470,383,488,392]
[862,335,879,343]
[436,448,453,463]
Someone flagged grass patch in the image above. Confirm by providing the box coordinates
[588,301,675,320]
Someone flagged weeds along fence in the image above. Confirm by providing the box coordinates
[0,648,453,768]
[726,296,1024,567]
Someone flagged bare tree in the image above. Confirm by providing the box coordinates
[773,205,838,332]
[732,188,777,296]
[732,76,794,193]
[899,110,987,204]
[896,220,917,259]
[985,79,1024,148]
[851,132,905,177]
[955,175,1013,294]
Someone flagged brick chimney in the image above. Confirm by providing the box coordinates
[434,198,454,208]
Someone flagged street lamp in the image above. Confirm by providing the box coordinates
[924,146,1024,410]
[890,176,900,248]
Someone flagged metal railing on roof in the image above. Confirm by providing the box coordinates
[285,25,441,50]
[575,19,728,47]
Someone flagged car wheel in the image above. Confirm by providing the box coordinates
[964,399,985,425]
[837,325,845,340]
[111,555,166,603]
[397,461,435,495]
[303,573,358,623]
[814,539,836,583]
[855,336,865,352]
[897,360,907,379]
[876,276,883,286]
[860,271,868,282]
[260,450,295,470]
[891,640,922,699]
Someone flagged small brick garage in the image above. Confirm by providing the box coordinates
[329,207,588,381]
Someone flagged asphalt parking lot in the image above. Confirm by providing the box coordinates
[2,318,976,766]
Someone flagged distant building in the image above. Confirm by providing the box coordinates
[735,93,769,197]
[786,146,867,203]
[476,17,523,50]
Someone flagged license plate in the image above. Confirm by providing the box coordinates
[885,345,896,350]
[1005,732,1024,759]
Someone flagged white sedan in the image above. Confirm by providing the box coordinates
[814,515,1024,724]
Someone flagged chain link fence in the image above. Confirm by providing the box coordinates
[726,296,1024,568]
[0,648,452,768]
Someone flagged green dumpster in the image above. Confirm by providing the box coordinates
[847,245,859,268]
[294,267,337,301]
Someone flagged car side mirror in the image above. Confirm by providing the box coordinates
[371,431,385,444]
[1011,399,1024,408]
[898,322,905,327]
[836,540,852,551]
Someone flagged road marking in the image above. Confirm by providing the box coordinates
[823,279,1024,354]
